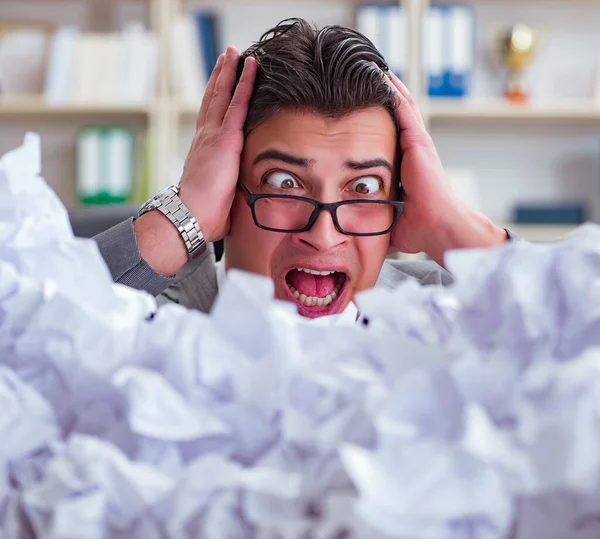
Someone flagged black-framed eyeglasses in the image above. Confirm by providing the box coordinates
[237,182,404,237]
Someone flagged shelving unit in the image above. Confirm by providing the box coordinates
[0,97,152,116]
[425,99,600,123]
[1,0,597,243]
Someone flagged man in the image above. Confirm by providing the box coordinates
[95,19,508,320]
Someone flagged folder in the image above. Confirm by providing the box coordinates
[76,127,103,204]
[357,5,407,80]
[386,5,406,80]
[356,5,383,54]
[194,12,221,77]
[76,127,134,205]
[445,4,474,98]
[423,5,446,97]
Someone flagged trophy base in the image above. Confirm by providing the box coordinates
[504,83,529,104]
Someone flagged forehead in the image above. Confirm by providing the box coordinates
[243,108,397,165]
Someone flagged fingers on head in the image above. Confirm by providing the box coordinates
[223,56,258,129]
[206,47,241,125]
[197,53,225,128]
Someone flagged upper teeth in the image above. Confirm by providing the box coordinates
[296,268,335,276]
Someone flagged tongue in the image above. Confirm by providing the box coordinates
[287,270,337,298]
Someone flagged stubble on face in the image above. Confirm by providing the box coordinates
[225,107,398,317]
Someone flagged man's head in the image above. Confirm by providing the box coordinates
[225,18,401,318]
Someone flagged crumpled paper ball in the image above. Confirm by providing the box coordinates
[2,134,600,539]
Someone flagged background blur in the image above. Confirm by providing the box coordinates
[1,0,599,247]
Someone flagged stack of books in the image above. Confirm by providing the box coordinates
[45,23,157,104]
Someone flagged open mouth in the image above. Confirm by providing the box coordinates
[284,267,348,317]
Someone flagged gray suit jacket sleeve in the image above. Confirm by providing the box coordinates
[376,228,521,289]
[94,218,173,296]
[93,218,214,300]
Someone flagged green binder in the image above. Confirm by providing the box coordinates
[76,126,134,205]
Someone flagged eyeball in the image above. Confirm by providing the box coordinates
[266,172,298,190]
[351,177,380,195]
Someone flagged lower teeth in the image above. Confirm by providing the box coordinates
[289,282,342,307]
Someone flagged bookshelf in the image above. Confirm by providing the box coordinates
[0,0,598,243]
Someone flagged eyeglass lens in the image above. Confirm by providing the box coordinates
[252,197,396,234]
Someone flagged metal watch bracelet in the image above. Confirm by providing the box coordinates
[138,185,206,261]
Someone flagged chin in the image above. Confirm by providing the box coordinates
[277,266,352,319]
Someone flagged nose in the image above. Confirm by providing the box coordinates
[294,207,348,252]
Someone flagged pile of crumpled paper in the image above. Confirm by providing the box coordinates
[2,134,600,539]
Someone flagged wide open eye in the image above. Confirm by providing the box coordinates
[265,171,299,190]
[350,177,381,195]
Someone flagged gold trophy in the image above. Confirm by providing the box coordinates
[496,24,538,103]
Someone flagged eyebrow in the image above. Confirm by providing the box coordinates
[252,150,393,174]
[252,150,313,167]
[344,158,393,173]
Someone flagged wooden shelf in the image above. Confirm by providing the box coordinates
[425,99,600,123]
[0,97,153,116]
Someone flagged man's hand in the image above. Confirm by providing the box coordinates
[384,71,507,266]
[178,47,257,243]
[136,47,257,276]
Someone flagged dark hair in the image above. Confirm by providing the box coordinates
[237,18,398,134]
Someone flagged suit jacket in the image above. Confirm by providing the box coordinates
[94,218,456,313]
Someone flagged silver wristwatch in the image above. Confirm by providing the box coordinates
[138,185,206,260]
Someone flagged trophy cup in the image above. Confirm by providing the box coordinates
[496,24,538,103]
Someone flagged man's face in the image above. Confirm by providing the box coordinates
[225,107,397,318]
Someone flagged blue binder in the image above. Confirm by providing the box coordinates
[444,4,475,98]
[424,4,447,97]
[194,12,220,77]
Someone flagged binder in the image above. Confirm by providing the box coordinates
[105,127,134,201]
[423,5,446,97]
[356,5,407,79]
[445,4,474,98]
[76,127,102,204]
[194,12,221,77]
[356,5,383,55]
[76,126,134,205]
[386,5,406,80]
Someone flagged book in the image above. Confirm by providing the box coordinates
[170,13,206,103]
[44,26,78,102]
[44,26,156,103]
[73,33,122,102]
[119,22,158,103]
